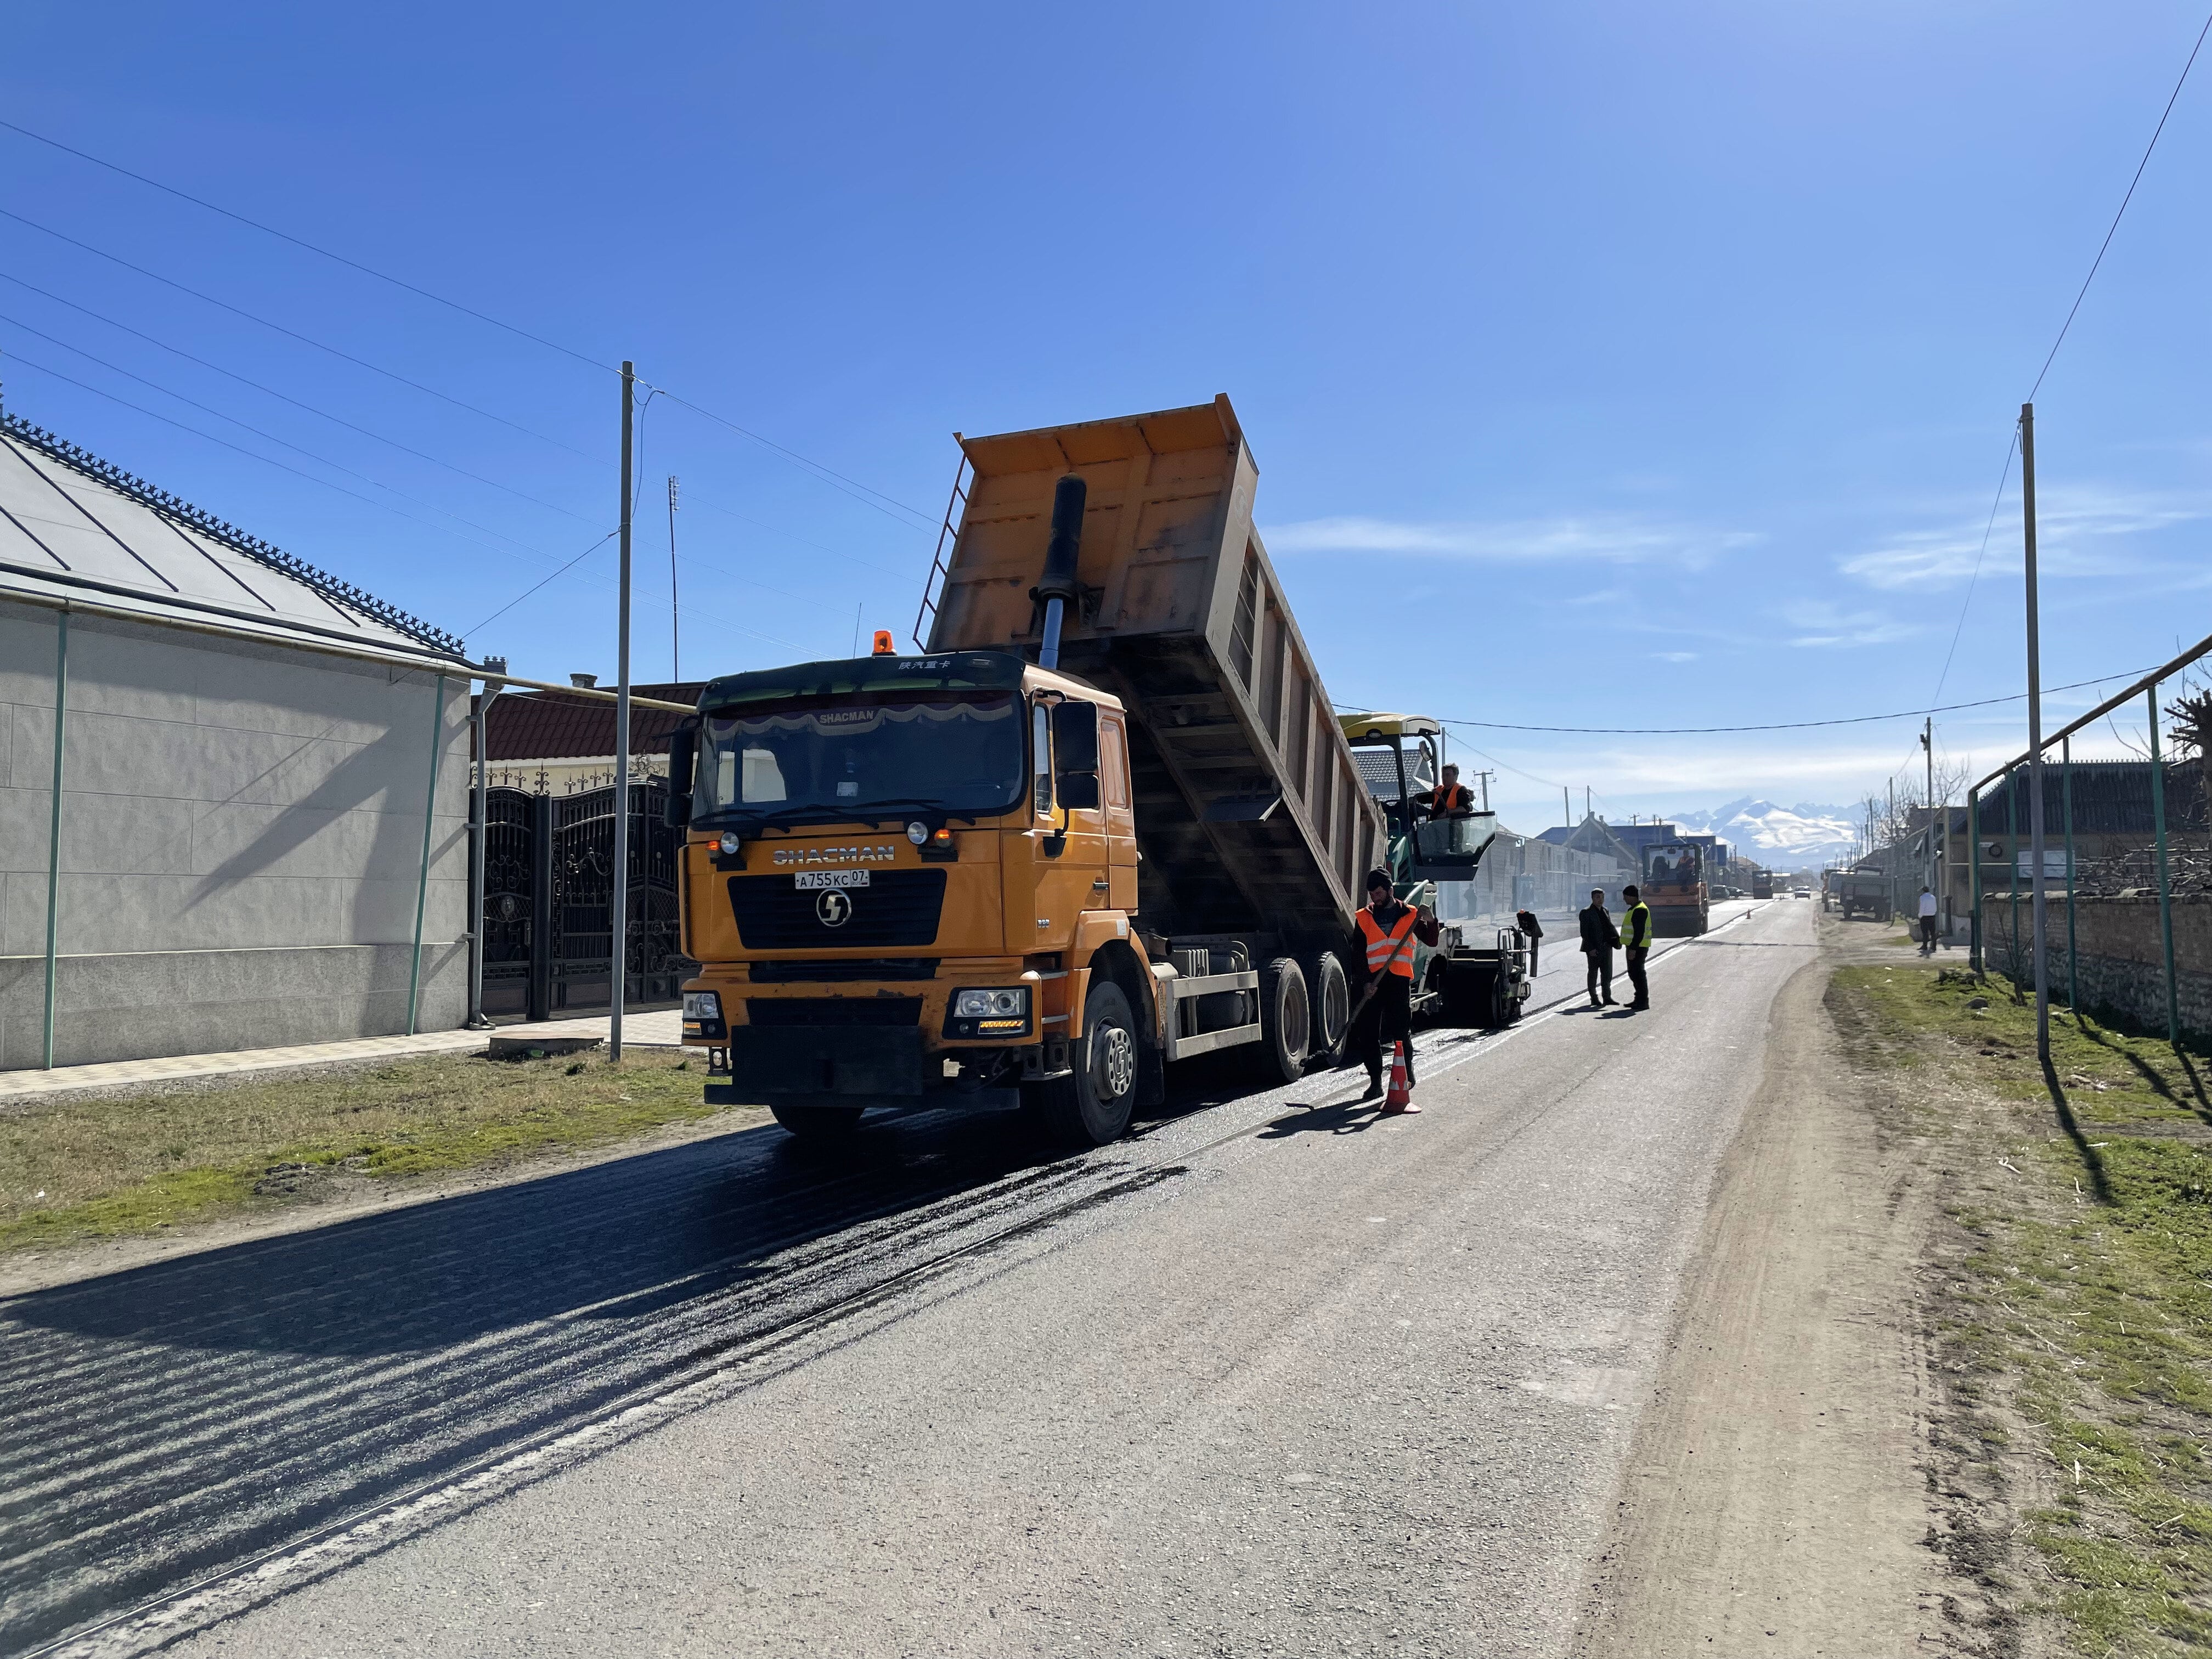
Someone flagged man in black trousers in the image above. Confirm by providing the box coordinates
[1578,888,1620,1008]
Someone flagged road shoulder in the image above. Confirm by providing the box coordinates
[1576,951,1948,1657]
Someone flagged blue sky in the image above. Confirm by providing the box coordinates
[6,1,2210,832]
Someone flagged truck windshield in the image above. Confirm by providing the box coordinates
[693,690,1025,826]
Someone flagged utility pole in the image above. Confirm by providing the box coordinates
[2022,402,2050,1062]
[1472,769,1493,811]
[667,475,680,681]
[1921,716,1936,906]
[611,362,635,1063]
[1562,786,1572,833]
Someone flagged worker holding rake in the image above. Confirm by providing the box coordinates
[1346,868,1439,1110]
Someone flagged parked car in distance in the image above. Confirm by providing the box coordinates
[1793,886,1810,898]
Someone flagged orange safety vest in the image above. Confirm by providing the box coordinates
[1357,904,1420,978]
[1431,782,1471,813]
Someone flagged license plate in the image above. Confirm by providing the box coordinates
[794,870,871,890]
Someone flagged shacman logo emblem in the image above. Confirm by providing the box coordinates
[816,889,853,927]
[772,845,896,867]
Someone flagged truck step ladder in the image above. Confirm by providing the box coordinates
[910,452,972,651]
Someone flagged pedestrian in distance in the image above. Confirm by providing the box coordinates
[1621,883,1654,1011]
[1917,885,1939,956]
[1515,906,1543,979]
[1346,867,1440,1100]
[1578,888,1620,1008]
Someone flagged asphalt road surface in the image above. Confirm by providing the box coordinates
[5,898,1809,1658]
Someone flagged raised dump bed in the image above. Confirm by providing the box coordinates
[923,396,1381,949]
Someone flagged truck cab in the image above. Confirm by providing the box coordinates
[670,647,1173,1146]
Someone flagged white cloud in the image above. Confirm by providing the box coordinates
[1842,485,2205,591]
[1780,600,1922,648]
[1263,513,1758,568]
[1651,650,1700,662]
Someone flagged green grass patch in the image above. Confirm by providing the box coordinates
[1833,962,2212,1654]
[0,1049,752,1255]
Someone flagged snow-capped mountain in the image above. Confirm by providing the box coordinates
[1664,798,1861,868]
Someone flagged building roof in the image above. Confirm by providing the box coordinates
[1977,758,2206,837]
[0,413,465,663]
[483,683,707,763]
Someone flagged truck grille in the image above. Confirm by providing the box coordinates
[746,997,922,1028]
[727,870,947,950]
[749,957,940,983]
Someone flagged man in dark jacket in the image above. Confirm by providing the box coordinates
[1346,868,1441,1099]
[1515,907,1544,979]
[1578,888,1620,1008]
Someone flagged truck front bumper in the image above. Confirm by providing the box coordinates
[703,1026,924,1104]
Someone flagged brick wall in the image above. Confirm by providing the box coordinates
[1981,893,2212,1042]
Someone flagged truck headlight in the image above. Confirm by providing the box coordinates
[683,991,723,1022]
[953,988,1028,1019]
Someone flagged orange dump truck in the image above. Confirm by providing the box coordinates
[668,397,1505,1146]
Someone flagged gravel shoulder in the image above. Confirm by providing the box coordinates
[1578,920,1951,1657]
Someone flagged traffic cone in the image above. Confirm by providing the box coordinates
[1380,1040,1418,1114]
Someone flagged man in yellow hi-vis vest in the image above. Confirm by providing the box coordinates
[1348,868,1440,1098]
[1620,883,1654,1011]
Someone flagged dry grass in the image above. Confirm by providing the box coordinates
[0,1049,758,1254]
[1835,962,2212,1655]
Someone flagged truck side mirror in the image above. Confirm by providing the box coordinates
[1060,771,1101,811]
[664,723,698,828]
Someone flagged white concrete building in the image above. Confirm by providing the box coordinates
[0,414,475,1070]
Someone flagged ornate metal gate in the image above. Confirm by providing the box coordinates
[475,779,691,1020]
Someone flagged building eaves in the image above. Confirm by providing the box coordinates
[0,413,465,662]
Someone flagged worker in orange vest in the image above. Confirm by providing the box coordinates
[1348,868,1440,1099]
[1415,764,1476,818]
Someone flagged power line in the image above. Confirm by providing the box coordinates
[1928,428,2018,710]
[1,319,567,560]
[0,123,938,534]
[0,268,597,523]
[0,204,594,458]
[6,348,567,570]
[1424,668,2154,736]
[2029,8,2212,401]
[469,533,616,634]
[0,117,616,376]
[653,390,936,531]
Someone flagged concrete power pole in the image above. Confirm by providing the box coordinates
[1922,716,1936,904]
[667,475,680,682]
[612,362,635,1063]
[2022,402,2050,1062]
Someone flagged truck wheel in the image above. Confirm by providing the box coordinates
[1032,981,1139,1147]
[769,1102,865,1139]
[1252,957,1310,1085]
[1299,951,1350,1062]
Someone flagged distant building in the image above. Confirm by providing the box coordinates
[0,414,472,1070]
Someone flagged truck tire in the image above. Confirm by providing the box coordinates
[1300,951,1351,1063]
[769,1102,865,1140]
[1252,957,1310,1085]
[1030,980,1139,1147]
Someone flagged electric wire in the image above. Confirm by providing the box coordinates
[468,533,617,634]
[0,205,594,458]
[0,117,615,376]
[5,349,568,571]
[1927,429,2018,711]
[650,390,936,530]
[2028,8,2212,402]
[1423,668,2155,736]
[0,123,938,532]
[1,319,567,560]
[0,270,597,523]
